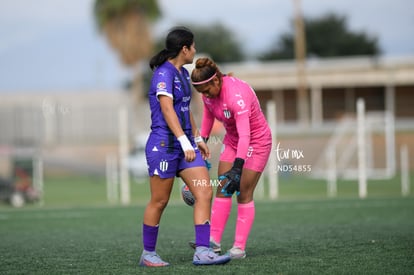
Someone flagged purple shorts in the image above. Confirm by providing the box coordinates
[145,134,205,178]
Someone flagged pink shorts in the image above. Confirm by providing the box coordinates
[219,136,272,173]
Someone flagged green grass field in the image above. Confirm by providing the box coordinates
[22,173,414,207]
[0,175,413,274]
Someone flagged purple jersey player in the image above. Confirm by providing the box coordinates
[139,27,230,267]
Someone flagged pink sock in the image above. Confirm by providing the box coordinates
[210,197,232,243]
[234,201,255,250]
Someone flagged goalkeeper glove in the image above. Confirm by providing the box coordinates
[219,158,244,197]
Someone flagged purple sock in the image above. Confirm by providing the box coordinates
[195,223,210,248]
[142,224,159,252]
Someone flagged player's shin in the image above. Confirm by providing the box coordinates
[210,197,232,243]
[234,201,255,251]
[195,221,210,248]
[142,224,159,252]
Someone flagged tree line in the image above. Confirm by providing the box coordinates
[93,0,380,95]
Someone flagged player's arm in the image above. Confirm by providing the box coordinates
[234,112,251,160]
[189,111,200,139]
[159,95,195,162]
[199,104,215,141]
[190,111,210,159]
[220,93,252,196]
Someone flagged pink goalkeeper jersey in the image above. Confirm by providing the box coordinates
[200,76,271,160]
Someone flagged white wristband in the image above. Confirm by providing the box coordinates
[194,136,203,143]
[178,135,194,152]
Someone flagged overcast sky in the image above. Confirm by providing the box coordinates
[0,0,413,92]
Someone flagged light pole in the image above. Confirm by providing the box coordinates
[293,0,309,127]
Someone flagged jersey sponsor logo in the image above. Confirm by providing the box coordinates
[159,159,169,172]
[237,99,246,109]
[157,82,166,89]
[157,82,167,93]
[237,109,249,115]
[223,110,231,119]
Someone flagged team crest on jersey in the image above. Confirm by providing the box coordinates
[223,110,231,119]
[159,159,169,172]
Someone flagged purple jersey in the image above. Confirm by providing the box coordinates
[147,61,193,152]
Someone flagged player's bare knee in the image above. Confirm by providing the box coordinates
[151,198,169,210]
[237,192,253,203]
[193,187,212,202]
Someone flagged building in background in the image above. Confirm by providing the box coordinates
[222,55,414,132]
[0,55,413,178]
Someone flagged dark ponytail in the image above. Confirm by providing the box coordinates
[149,49,175,70]
[149,26,194,70]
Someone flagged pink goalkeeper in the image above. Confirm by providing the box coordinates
[191,57,272,259]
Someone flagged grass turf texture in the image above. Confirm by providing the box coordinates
[1,197,413,274]
[16,173,414,207]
